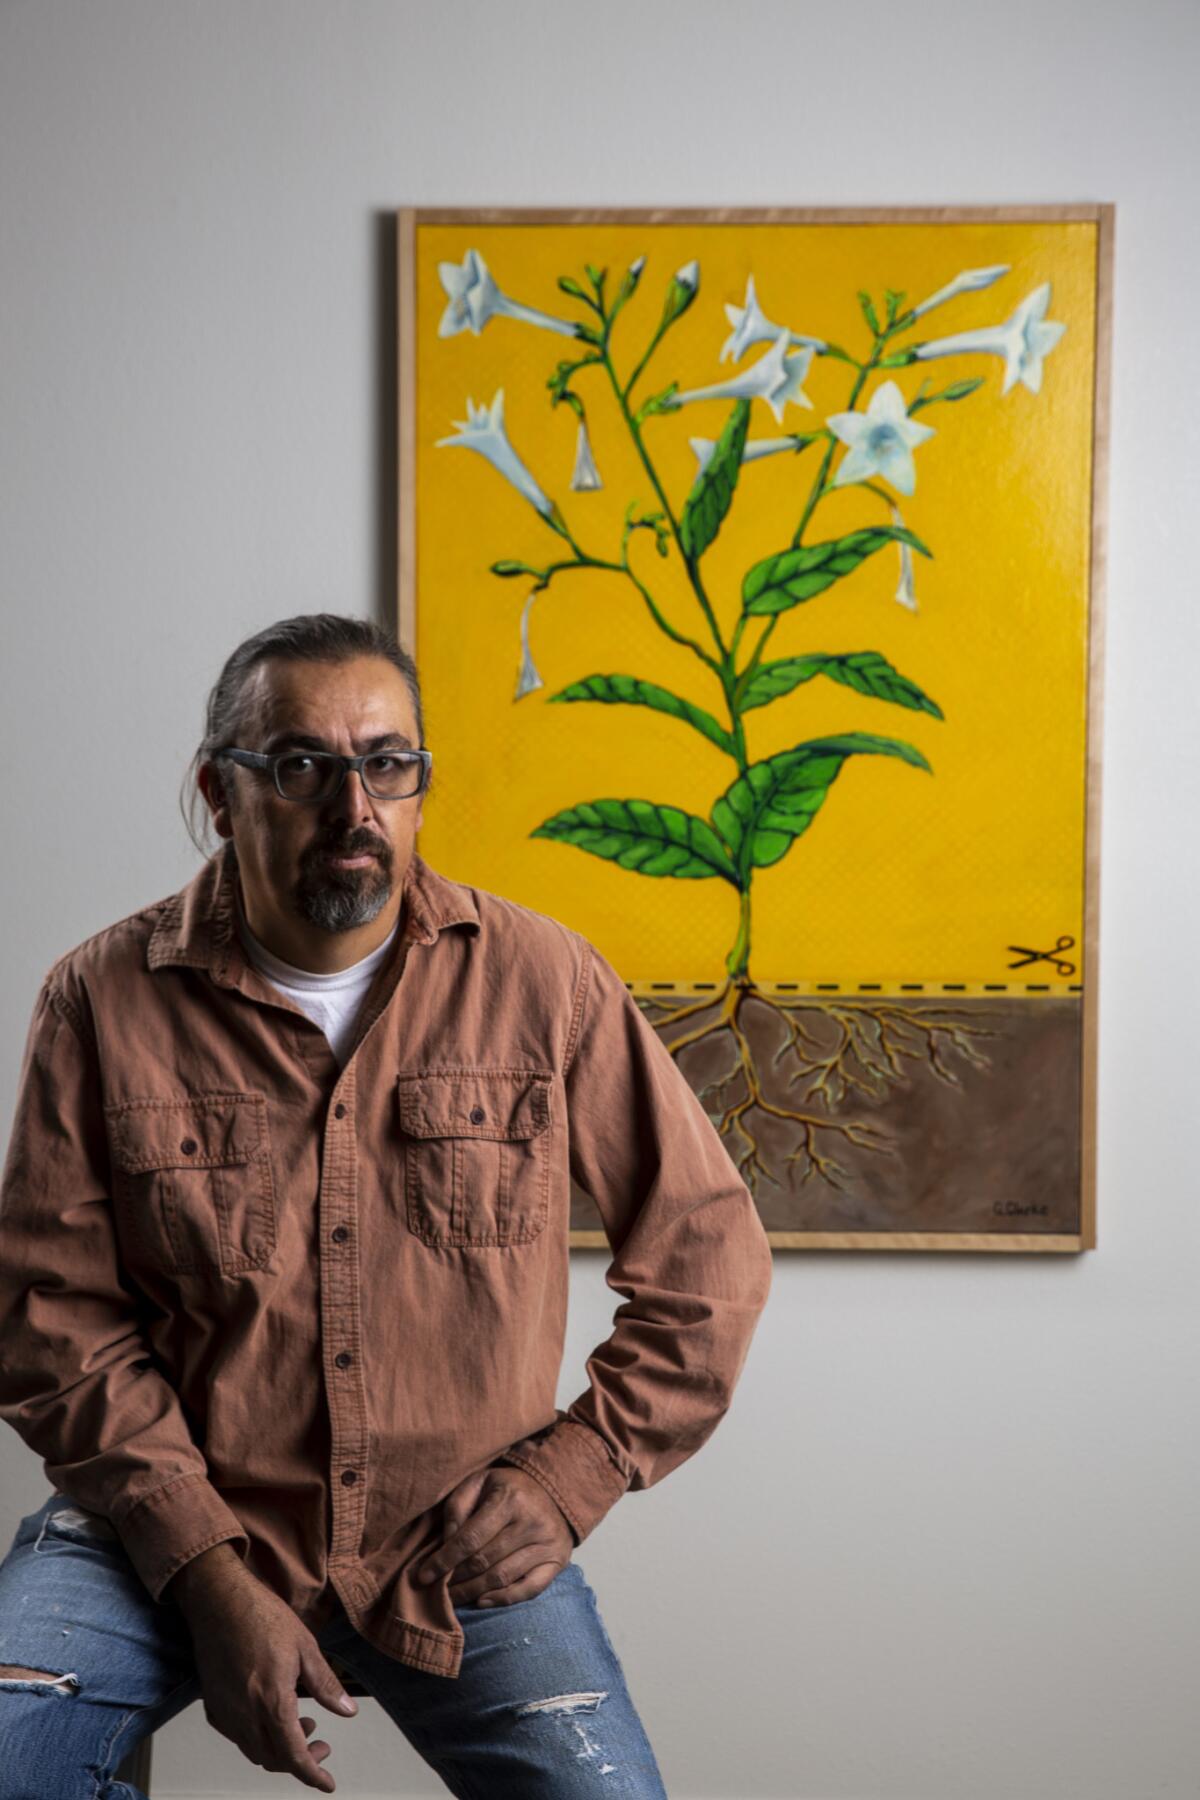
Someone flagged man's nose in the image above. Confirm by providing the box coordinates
[327,767,375,827]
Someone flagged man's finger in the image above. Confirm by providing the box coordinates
[441,1468,489,1532]
[298,1719,334,1769]
[271,1704,337,1792]
[417,1487,513,1583]
[471,1559,564,1610]
[449,1543,563,1607]
[298,1643,359,1718]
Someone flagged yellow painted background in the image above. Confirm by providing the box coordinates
[410,220,1097,990]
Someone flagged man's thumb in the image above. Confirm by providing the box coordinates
[300,1645,358,1716]
[443,1467,490,1529]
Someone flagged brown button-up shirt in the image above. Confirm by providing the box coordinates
[0,842,772,1678]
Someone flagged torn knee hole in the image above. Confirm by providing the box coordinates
[0,1666,80,1693]
[515,1690,609,1717]
[513,1693,616,1770]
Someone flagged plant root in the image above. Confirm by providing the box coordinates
[637,979,1002,1194]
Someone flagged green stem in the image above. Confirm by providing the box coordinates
[724,883,751,981]
[622,318,672,404]
[621,557,722,672]
[599,346,729,665]
[536,534,721,675]
[734,329,894,704]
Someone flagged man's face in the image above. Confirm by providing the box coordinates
[200,655,426,942]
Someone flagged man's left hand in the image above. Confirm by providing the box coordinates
[414,1466,574,1607]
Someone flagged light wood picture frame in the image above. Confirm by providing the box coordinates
[398,205,1112,1253]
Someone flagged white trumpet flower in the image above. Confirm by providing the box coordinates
[673,332,815,425]
[827,380,935,497]
[720,274,826,363]
[909,264,1010,319]
[688,435,803,475]
[437,248,578,340]
[515,591,543,699]
[913,282,1067,395]
[570,418,603,491]
[889,504,918,612]
[436,390,553,517]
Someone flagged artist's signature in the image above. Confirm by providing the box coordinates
[992,1200,1050,1217]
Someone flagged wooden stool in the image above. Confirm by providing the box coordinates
[114,1660,368,1794]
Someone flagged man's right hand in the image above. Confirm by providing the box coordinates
[165,1541,358,1793]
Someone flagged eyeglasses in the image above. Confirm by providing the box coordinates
[217,746,432,802]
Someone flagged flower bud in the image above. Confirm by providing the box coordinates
[660,260,700,330]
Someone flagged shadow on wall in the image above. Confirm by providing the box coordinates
[372,209,399,636]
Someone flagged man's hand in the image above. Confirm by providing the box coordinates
[166,1543,357,1793]
[414,1465,574,1607]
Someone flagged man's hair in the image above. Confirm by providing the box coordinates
[180,612,428,857]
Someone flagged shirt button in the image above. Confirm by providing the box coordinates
[469,1106,486,1124]
[331,1225,350,1243]
[334,1103,347,1119]
[335,1351,352,1369]
[341,1469,358,1486]
[180,1138,198,1155]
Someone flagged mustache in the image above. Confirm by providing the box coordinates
[306,835,392,865]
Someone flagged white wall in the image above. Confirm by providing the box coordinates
[1,2,1197,1796]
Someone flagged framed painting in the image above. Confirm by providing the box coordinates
[397,205,1111,1253]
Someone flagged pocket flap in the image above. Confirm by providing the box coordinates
[106,1094,268,1171]
[396,1070,551,1141]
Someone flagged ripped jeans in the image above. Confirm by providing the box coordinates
[0,1492,668,1798]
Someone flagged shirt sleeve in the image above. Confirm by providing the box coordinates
[0,972,250,1603]
[494,936,773,1544]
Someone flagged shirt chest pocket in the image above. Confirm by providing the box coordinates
[104,1093,277,1278]
[396,1069,552,1248]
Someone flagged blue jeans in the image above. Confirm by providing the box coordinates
[0,1491,668,1798]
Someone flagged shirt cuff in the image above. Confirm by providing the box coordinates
[494,1415,631,1546]
[113,1471,251,1604]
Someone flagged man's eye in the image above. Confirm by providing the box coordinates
[365,754,400,773]
[278,753,316,773]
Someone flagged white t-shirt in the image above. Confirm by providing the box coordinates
[234,888,400,1068]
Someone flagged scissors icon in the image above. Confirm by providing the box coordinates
[1006,934,1076,976]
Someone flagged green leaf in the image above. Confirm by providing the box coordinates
[858,290,881,335]
[558,276,589,302]
[742,526,932,617]
[821,342,858,365]
[680,399,750,563]
[531,798,739,883]
[739,651,944,718]
[876,349,918,367]
[546,672,736,757]
[711,734,932,872]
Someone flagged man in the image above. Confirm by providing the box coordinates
[0,612,773,1795]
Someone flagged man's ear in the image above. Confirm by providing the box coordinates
[197,760,235,842]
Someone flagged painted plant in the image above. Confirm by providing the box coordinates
[435,248,1067,1192]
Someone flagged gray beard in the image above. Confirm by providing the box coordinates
[293,867,393,933]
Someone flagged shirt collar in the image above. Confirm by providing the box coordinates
[147,840,481,978]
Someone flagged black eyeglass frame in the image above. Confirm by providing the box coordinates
[216,746,432,802]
